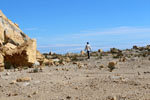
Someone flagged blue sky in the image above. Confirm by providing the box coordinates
[1,0,150,53]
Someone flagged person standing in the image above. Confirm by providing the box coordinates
[85,42,92,59]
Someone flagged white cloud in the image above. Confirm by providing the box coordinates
[73,26,150,37]
[38,44,84,48]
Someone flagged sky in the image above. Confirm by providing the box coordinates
[1,0,150,53]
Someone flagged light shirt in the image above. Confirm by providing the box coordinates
[85,44,91,51]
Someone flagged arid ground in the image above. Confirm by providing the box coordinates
[0,48,150,100]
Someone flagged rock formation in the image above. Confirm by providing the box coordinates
[0,10,43,70]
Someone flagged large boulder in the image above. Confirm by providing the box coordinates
[0,10,42,71]
[110,48,121,53]
[4,39,37,68]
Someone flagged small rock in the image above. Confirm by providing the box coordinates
[111,96,117,100]
[98,49,103,53]
[133,45,139,49]
[7,93,11,97]
[28,95,32,98]
[108,62,117,72]
[16,77,31,82]
[99,65,104,69]
[65,57,71,62]
[138,72,141,75]
[77,63,84,69]
[14,68,18,72]
[80,50,85,55]
[73,62,78,65]
[53,59,60,62]
[10,80,17,84]
[5,72,10,76]
[12,93,18,96]
[62,61,66,65]
[66,96,71,99]
[33,91,38,95]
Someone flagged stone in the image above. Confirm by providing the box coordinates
[109,61,117,67]
[80,50,85,55]
[77,63,84,69]
[99,65,104,69]
[28,95,32,98]
[36,50,45,65]
[16,77,31,82]
[108,62,117,72]
[48,59,55,66]
[12,93,18,96]
[33,61,40,67]
[54,62,59,66]
[119,57,126,62]
[73,62,78,65]
[65,57,71,63]
[33,91,38,95]
[110,48,121,53]
[133,45,139,49]
[66,96,71,99]
[111,96,117,100]
[62,61,66,65]
[5,72,10,76]
[146,45,150,49]
[10,80,17,84]
[98,49,103,53]
[52,59,60,62]
[43,58,49,65]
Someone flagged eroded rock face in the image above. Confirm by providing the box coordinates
[0,10,30,45]
[4,43,16,50]
[4,39,37,68]
[0,10,42,70]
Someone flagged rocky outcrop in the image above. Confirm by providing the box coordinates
[4,39,37,68]
[0,10,30,45]
[0,10,43,71]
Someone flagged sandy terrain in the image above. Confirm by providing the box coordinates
[0,50,150,100]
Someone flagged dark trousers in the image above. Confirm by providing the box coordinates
[87,51,90,59]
